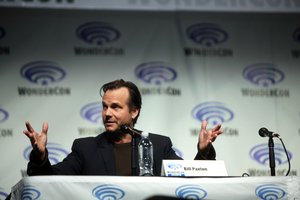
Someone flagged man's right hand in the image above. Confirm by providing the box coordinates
[23,121,48,161]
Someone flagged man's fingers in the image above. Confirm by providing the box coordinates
[23,130,36,146]
[201,120,208,131]
[42,122,48,135]
[211,134,218,141]
[217,129,223,135]
[23,130,31,138]
[211,124,221,132]
[25,121,34,132]
[213,129,223,136]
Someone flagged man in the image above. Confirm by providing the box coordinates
[24,79,223,176]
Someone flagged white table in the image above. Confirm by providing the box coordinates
[10,176,300,199]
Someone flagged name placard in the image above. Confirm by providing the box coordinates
[161,160,228,177]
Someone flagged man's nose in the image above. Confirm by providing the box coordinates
[104,107,112,116]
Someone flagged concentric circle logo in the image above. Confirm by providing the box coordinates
[0,26,6,40]
[243,63,285,87]
[192,102,234,125]
[255,184,286,200]
[135,62,177,85]
[293,27,300,43]
[0,108,9,123]
[175,185,207,200]
[76,21,121,45]
[80,102,102,124]
[20,61,66,86]
[250,143,292,166]
[167,163,183,170]
[92,184,125,200]
[22,185,41,200]
[186,23,228,47]
[23,143,69,165]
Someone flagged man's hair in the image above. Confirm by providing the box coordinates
[100,79,142,125]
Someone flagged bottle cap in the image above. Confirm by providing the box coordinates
[142,131,149,137]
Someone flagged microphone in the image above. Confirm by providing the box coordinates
[120,124,141,176]
[258,127,290,176]
[120,125,141,136]
[258,127,280,138]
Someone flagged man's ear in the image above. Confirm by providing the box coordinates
[131,108,139,120]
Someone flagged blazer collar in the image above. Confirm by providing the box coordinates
[95,132,116,175]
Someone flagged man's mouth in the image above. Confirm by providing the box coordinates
[105,121,116,126]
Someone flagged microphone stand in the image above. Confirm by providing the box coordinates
[121,125,141,176]
[258,127,290,176]
[268,136,276,176]
[131,134,138,176]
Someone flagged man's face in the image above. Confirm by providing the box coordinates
[102,87,139,132]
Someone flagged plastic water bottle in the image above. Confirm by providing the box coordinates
[138,132,154,176]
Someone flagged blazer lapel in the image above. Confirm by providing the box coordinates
[96,133,116,175]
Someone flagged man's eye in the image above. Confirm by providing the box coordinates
[111,104,121,109]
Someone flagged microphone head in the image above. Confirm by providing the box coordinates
[120,125,141,137]
[258,127,269,137]
[120,124,130,133]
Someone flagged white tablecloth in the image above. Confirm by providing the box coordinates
[10,176,300,200]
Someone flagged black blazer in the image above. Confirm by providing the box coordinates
[27,132,215,176]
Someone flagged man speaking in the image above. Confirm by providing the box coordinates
[24,79,223,176]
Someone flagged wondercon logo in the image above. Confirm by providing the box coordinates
[293,27,300,43]
[250,143,292,166]
[186,23,229,47]
[80,102,102,124]
[76,21,121,45]
[175,185,207,200]
[243,63,285,87]
[255,184,286,200]
[0,26,5,40]
[0,108,9,123]
[0,187,8,200]
[20,61,66,86]
[22,185,41,200]
[23,143,69,165]
[92,184,125,200]
[135,62,177,85]
[192,102,234,126]
[167,163,183,170]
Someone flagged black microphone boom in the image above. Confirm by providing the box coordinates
[258,127,276,176]
[120,124,130,133]
[257,127,290,176]
[120,125,141,136]
[258,127,280,138]
[120,124,141,176]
